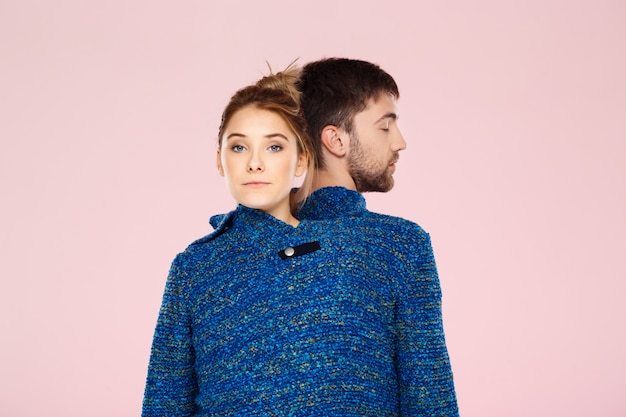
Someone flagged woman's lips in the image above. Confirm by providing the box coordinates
[244,181,270,188]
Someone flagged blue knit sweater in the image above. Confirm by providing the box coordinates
[143,187,458,416]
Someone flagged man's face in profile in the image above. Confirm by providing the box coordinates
[346,93,406,193]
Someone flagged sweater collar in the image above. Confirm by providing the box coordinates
[297,186,367,220]
[210,205,295,231]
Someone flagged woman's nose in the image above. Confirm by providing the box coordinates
[248,152,264,172]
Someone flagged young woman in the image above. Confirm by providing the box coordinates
[142,66,320,416]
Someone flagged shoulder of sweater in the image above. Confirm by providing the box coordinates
[357,210,431,241]
[316,211,433,260]
[169,209,237,264]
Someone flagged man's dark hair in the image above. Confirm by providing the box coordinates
[297,58,399,169]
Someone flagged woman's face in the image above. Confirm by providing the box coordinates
[218,106,307,222]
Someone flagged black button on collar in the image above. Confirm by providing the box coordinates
[278,241,321,260]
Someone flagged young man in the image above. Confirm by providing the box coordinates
[297,57,459,416]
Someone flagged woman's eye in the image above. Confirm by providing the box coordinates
[231,145,246,152]
[268,145,282,152]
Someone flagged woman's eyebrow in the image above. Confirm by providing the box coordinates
[226,132,246,140]
[264,133,289,140]
[225,132,289,141]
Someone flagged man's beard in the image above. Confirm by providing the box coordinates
[347,133,398,193]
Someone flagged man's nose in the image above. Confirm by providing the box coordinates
[393,129,407,151]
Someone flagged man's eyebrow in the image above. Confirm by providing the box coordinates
[375,112,398,123]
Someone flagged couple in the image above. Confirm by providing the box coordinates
[143,58,459,417]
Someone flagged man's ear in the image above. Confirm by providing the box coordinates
[320,125,347,157]
[216,148,224,176]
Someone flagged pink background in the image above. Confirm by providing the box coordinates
[1,1,624,416]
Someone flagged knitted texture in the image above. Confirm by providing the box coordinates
[143,187,458,416]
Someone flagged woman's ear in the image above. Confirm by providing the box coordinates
[320,125,347,157]
[216,148,224,176]
[294,152,308,177]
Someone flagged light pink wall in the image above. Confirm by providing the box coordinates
[1,1,624,416]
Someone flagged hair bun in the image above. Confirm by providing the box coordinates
[256,60,301,104]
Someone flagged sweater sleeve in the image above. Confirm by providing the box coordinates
[395,231,459,417]
[142,255,198,417]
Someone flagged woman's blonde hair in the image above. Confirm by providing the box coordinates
[218,61,315,212]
